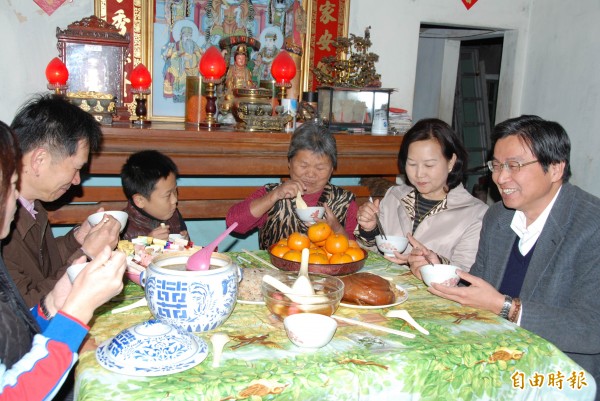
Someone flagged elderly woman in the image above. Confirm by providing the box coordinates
[226,121,358,250]
[356,118,488,274]
[0,121,126,399]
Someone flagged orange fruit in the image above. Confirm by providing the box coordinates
[271,243,291,258]
[329,252,353,264]
[287,232,310,251]
[308,253,329,264]
[307,222,332,244]
[308,246,327,255]
[345,247,365,262]
[325,233,349,254]
[313,239,327,247]
[277,238,289,245]
[282,249,302,262]
[348,239,360,249]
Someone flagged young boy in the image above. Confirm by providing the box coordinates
[120,150,189,241]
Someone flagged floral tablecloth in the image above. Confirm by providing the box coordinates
[75,251,597,401]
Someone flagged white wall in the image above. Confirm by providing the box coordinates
[520,0,600,195]
[0,1,93,122]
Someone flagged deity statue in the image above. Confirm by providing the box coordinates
[218,44,256,119]
[225,44,256,92]
[161,21,204,102]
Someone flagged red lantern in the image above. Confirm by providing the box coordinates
[45,57,69,86]
[271,51,296,85]
[130,63,152,91]
[199,46,227,81]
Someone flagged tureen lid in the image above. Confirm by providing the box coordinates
[96,319,208,376]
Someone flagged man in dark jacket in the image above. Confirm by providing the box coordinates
[428,115,600,398]
[3,94,121,307]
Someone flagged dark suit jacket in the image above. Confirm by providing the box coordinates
[471,183,600,393]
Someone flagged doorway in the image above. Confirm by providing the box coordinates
[413,24,505,195]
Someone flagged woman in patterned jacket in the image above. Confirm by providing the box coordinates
[226,121,358,250]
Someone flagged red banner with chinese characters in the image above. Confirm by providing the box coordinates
[462,0,479,10]
[308,0,348,91]
[97,0,142,106]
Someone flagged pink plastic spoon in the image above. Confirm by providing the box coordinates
[186,222,238,271]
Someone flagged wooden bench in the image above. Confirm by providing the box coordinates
[46,123,402,225]
[46,185,375,224]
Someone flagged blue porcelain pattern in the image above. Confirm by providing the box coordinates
[96,319,208,376]
[142,253,239,332]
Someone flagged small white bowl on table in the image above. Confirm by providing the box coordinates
[420,264,461,287]
[283,313,337,348]
[295,206,325,223]
[375,235,409,256]
[87,211,129,233]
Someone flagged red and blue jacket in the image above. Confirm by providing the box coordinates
[0,308,88,401]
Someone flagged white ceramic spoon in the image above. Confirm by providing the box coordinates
[262,274,329,305]
[296,191,308,209]
[111,298,148,314]
[210,333,231,367]
[386,310,430,335]
[291,248,314,295]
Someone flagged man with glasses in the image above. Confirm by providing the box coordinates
[427,115,600,393]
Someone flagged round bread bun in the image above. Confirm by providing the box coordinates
[339,273,395,306]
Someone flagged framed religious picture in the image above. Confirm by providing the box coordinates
[57,16,130,108]
[95,0,350,121]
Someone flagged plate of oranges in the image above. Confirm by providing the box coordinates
[268,222,367,276]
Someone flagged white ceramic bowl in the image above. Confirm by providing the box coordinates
[295,206,325,223]
[96,319,208,376]
[87,211,129,233]
[67,262,88,282]
[375,235,409,256]
[283,313,337,348]
[420,264,461,287]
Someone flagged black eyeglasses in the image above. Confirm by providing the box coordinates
[487,160,539,174]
